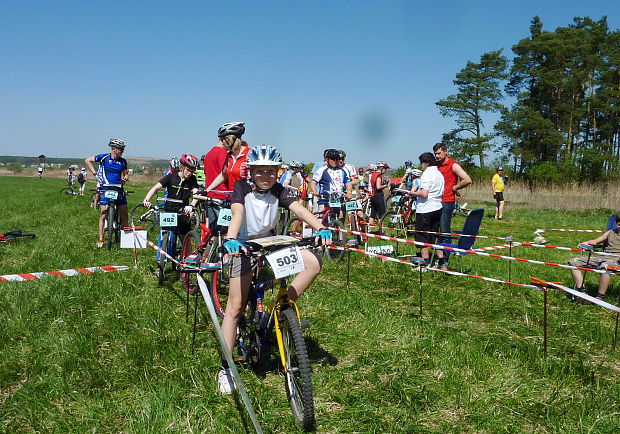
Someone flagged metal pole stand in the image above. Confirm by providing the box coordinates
[507,236,513,282]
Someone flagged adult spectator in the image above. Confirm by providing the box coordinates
[568,214,620,300]
[491,166,506,220]
[77,168,87,195]
[407,152,445,268]
[204,137,250,193]
[433,142,472,244]
[368,161,390,230]
[85,139,129,248]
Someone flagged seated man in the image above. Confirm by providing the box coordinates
[569,214,620,300]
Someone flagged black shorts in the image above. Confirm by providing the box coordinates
[414,208,442,245]
[370,193,385,220]
[494,192,504,203]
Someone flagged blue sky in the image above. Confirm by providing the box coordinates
[2,0,619,168]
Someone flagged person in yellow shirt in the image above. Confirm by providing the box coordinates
[491,166,506,220]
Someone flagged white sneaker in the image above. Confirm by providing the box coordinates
[217,368,235,395]
[97,239,104,248]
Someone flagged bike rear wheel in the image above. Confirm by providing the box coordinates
[209,237,229,318]
[380,210,403,238]
[280,308,315,431]
[129,204,158,233]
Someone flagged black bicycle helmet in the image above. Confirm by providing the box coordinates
[218,122,245,138]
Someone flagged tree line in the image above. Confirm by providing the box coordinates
[437,16,619,183]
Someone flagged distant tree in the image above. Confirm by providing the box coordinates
[8,163,23,175]
[436,49,509,167]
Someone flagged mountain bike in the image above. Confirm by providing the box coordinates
[180,192,232,307]
[101,184,133,250]
[284,192,346,262]
[230,236,317,431]
[60,186,78,196]
[0,229,36,243]
[380,188,416,237]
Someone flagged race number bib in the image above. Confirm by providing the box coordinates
[217,208,232,227]
[104,190,118,200]
[160,212,177,227]
[345,200,358,211]
[329,198,341,208]
[266,245,305,278]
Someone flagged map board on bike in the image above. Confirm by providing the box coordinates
[120,229,148,248]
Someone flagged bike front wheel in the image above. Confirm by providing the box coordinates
[60,187,74,195]
[326,219,346,262]
[180,230,202,294]
[280,308,315,431]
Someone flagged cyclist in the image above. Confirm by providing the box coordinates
[203,122,245,229]
[195,154,206,185]
[37,165,43,178]
[66,166,76,186]
[368,161,390,229]
[77,168,87,195]
[309,149,353,212]
[143,154,200,237]
[336,150,359,196]
[166,157,180,176]
[218,145,332,394]
[85,139,129,247]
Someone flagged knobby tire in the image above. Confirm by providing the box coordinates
[281,308,315,431]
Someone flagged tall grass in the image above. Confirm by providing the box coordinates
[1,175,620,432]
[460,179,619,211]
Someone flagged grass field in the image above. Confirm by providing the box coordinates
[1,175,619,432]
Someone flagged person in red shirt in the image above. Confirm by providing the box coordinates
[205,139,250,192]
[202,122,245,230]
[433,143,472,266]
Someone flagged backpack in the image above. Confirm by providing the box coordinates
[77,172,84,183]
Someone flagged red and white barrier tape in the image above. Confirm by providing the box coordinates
[535,228,604,235]
[475,243,515,252]
[0,265,131,282]
[330,245,620,313]
[512,241,620,258]
[329,227,620,276]
[130,229,220,270]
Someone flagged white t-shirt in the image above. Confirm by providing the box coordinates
[416,166,444,214]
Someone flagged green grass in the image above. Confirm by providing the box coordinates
[1,175,620,432]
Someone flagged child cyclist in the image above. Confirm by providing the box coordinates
[218,145,332,394]
[142,154,200,237]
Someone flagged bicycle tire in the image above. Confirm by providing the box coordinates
[209,237,230,318]
[284,217,304,239]
[60,187,74,195]
[157,231,169,284]
[106,206,115,250]
[180,230,202,294]
[380,210,402,237]
[129,204,158,233]
[281,308,315,431]
[326,219,345,262]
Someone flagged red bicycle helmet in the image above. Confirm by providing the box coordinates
[180,154,199,169]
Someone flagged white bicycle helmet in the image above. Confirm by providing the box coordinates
[169,157,180,170]
[412,169,423,177]
[246,145,283,166]
[290,160,304,169]
[108,139,125,149]
[368,163,378,171]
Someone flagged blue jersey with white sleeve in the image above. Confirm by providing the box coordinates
[94,153,128,185]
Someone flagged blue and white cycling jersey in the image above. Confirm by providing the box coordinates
[94,153,127,185]
[312,165,350,202]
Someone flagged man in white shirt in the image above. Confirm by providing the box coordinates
[407,152,445,267]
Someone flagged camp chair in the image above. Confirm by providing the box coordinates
[431,208,484,272]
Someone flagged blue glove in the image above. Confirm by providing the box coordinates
[316,228,332,241]
[224,239,244,254]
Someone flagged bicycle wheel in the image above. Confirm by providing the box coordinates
[284,217,304,239]
[280,308,315,431]
[157,231,169,284]
[380,211,402,238]
[209,237,229,318]
[326,219,345,262]
[129,204,158,232]
[106,206,116,250]
[60,187,74,195]
[180,230,202,294]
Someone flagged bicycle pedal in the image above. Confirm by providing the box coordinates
[233,356,244,362]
